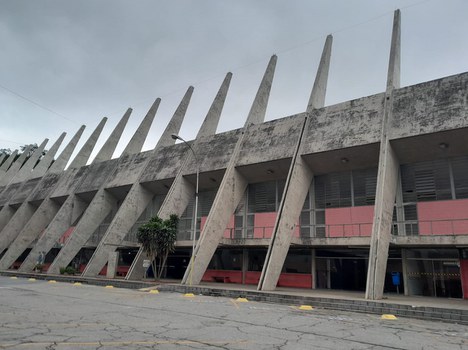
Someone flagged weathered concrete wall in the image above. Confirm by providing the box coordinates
[105,152,151,188]
[9,178,41,206]
[139,145,186,183]
[236,115,305,167]
[48,169,87,200]
[0,183,22,207]
[75,159,118,194]
[391,72,468,139]
[303,93,385,154]
[182,130,241,176]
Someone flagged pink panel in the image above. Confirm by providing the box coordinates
[223,215,235,238]
[202,269,242,284]
[418,200,468,235]
[245,271,261,285]
[254,212,277,238]
[200,216,207,236]
[58,226,75,244]
[461,260,468,299]
[325,206,374,237]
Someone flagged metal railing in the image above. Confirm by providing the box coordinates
[393,218,468,236]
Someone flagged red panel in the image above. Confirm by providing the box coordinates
[278,273,313,289]
[245,271,261,285]
[253,212,276,238]
[461,259,468,299]
[202,269,242,284]
[223,215,235,238]
[325,206,374,237]
[58,226,75,244]
[418,200,468,235]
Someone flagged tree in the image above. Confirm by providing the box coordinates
[136,214,179,279]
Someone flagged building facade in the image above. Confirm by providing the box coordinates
[0,10,467,300]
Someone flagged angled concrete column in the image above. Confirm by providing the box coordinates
[47,97,163,275]
[68,118,107,169]
[12,139,49,184]
[0,150,18,179]
[84,84,227,278]
[48,125,86,173]
[47,190,117,274]
[0,203,36,254]
[93,109,132,163]
[0,154,6,167]
[106,251,119,278]
[0,145,33,186]
[0,206,16,235]
[121,99,160,156]
[123,74,233,280]
[19,195,87,272]
[365,10,401,300]
[0,126,84,245]
[31,132,66,178]
[181,56,277,285]
[0,197,61,269]
[259,36,332,291]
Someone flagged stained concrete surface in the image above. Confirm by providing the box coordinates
[0,276,467,350]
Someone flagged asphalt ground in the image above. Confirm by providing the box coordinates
[0,276,467,349]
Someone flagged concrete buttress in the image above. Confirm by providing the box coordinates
[181,56,277,285]
[365,10,401,300]
[0,126,85,235]
[0,121,105,267]
[47,99,162,275]
[82,80,232,277]
[259,36,332,291]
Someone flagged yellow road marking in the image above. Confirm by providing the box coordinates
[184,293,195,297]
[236,297,248,303]
[28,278,36,281]
[10,276,17,279]
[381,314,398,320]
[230,299,240,309]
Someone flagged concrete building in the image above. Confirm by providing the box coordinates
[1,10,467,300]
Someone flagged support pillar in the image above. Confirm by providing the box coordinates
[47,190,117,274]
[365,9,401,300]
[0,197,61,269]
[106,251,119,278]
[258,36,332,291]
[19,195,87,272]
[181,57,276,285]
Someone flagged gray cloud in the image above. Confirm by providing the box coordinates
[0,0,467,162]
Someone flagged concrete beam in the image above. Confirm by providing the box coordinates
[365,9,401,300]
[182,57,277,285]
[93,108,132,163]
[19,195,87,272]
[68,118,107,169]
[121,99,160,156]
[0,154,6,168]
[259,36,332,291]
[31,132,66,178]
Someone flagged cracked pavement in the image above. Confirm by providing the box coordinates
[0,276,467,349]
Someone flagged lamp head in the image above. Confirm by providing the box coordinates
[171,134,180,141]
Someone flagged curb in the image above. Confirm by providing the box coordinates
[3,270,467,325]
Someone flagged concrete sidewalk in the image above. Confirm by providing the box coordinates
[2,270,467,325]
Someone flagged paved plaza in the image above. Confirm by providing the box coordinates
[0,276,467,349]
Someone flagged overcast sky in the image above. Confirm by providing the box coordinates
[1,0,467,164]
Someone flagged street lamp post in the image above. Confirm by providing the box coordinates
[171,134,199,286]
